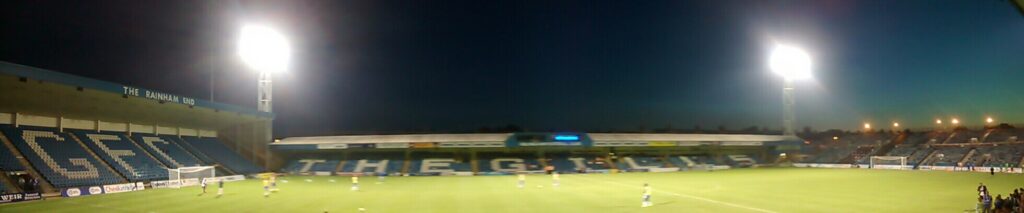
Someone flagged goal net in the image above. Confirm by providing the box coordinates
[168,166,216,188]
[869,156,908,170]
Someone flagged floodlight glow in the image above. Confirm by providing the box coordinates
[986,117,994,123]
[863,123,871,129]
[769,44,812,80]
[238,24,291,73]
[935,119,942,124]
[893,122,899,127]
[951,118,959,125]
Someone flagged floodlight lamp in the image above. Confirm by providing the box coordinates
[238,24,291,73]
[769,44,812,80]
[951,118,960,125]
[986,117,994,124]
[863,123,871,129]
[935,119,942,124]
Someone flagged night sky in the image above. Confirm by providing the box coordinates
[2,1,1023,137]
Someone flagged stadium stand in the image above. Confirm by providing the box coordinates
[129,133,203,168]
[887,145,919,158]
[981,129,1018,143]
[70,130,168,182]
[0,125,121,188]
[925,146,972,166]
[180,136,264,174]
[969,144,1024,167]
[807,146,856,163]
[407,152,471,175]
[476,153,542,173]
[726,154,757,167]
[666,156,696,168]
[943,130,979,144]
[280,156,341,174]
[547,154,612,172]
[615,154,672,170]
[850,146,877,164]
[339,153,405,174]
[170,137,216,165]
[541,154,577,173]
[0,140,25,171]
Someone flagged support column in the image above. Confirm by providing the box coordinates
[782,80,796,136]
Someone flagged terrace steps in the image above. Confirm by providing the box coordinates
[334,159,348,174]
[0,171,21,193]
[958,148,977,165]
[980,129,995,143]
[915,149,939,168]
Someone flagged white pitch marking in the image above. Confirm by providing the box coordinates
[579,175,778,213]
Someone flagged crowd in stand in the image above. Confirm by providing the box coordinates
[977,183,1024,213]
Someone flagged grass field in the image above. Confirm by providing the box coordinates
[3,168,1022,212]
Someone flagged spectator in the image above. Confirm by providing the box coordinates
[993,195,1003,213]
[977,196,985,213]
[30,177,39,193]
[979,183,989,196]
[1018,191,1024,213]
[983,193,992,213]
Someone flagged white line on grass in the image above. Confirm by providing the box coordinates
[578,175,778,213]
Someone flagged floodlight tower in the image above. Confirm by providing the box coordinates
[238,24,290,170]
[769,44,812,136]
[238,24,291,113]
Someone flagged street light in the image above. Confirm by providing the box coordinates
[238,24,290,113]
[769,44,812,136]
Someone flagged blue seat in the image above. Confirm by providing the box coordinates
[0,125,121,188]
[0,141,24,171]
[547,157,578,172]
[280,159,305,173]
[341,154,404,174]
[407,159,471,174]
[617,156,667,169]
[477,156,541,172]
[169,137,217,165]
[71,130,168,182]
[129,133,203,168]
[179,136,264,174]
[280,156,340,173]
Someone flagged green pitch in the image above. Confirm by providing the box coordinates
[3,168,1021,212]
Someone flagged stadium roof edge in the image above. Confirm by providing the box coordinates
[275,133,514,144]
[587,133,796,142]
[0,61,272,118]
[274,133,799,145]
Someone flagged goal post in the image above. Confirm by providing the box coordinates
[168,166,216,188]
[869,156,908,170]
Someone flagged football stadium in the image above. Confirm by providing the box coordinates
[3,1,1024,213]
